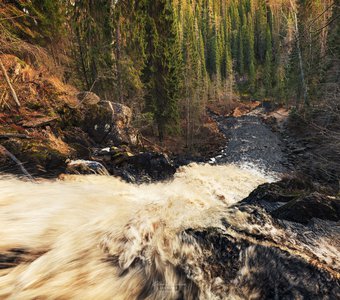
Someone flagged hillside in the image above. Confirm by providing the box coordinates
[0,0,339,186]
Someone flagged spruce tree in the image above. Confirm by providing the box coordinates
[143,0,183,141]
[264,24,273,96]
[246,16,256,93]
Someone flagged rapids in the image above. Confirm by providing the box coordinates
[0,163,339,299]
[0,113,339,299]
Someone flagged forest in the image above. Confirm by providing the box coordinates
[1,0,338,144]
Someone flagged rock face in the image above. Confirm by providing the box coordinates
[185,227,339,300]
[241,177,314,206]
[114,152,176,183]
[271,192,340,224]
[243,177,340,225]
[93,147,176,183]
[0,133,73,176]
[84,101,138,146]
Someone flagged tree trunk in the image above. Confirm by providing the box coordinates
[290,0,309,107]
[115,13,123,103]
[76,27,90,91]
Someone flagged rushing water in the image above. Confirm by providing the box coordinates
[0,163,339,299]
[0,114,339,299]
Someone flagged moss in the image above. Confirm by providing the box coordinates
[2,138,68,174]
[57,105,83,129]
[26,100,44,110]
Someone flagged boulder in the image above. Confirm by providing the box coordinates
[271,192,340,224]
[241,177,314,206]
[77,92,100,106]
[63,127,94,159]
[91,147,176,183]
[66,159,109,176]
[0,134,73,177]
[100,101,132,127]
[84,101,138,146]
[109,152,176,183]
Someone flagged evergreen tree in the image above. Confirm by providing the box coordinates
[1,0,66,46]
[254,0,267,63]
[245,16,256,92]
[264,24,273,95]
[143,0,183,141]
[238,26,245,75]
[72,0,113,95]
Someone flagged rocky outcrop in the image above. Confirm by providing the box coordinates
[92,146,176,183]
[0,133,74,176]
[77,92,100,106]
[0,55,173,180]
[242,177,340,225]
[241,177,314,206]
[83,101,138,146]
[271,192,340,224]
[114,152,176,183]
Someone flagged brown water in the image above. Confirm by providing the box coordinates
[0,163,338,299]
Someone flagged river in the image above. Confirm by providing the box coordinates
[0,111,339,299]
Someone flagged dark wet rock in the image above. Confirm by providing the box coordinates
[271,192,340,224]
[185,228,247,284]
[91,146,176,183]
[112,152,176,183]
[242,177,314,206]
[66,159,110,175]
[92,146,134,165]
[172,155,205,168]
[231,245,339,300]
[185,226,340,300]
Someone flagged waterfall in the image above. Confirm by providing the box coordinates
[0,164,338,299]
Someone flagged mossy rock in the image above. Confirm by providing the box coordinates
[1,138,70,176]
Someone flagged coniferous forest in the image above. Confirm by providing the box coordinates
[1,0,338,145]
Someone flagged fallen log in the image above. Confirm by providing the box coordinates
[0,133,31,139]
[21,116,59,128]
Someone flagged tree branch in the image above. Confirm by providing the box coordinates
[0,145,34,180]
[0,58,21,108]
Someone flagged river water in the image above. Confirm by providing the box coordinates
[0,113,339,299]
